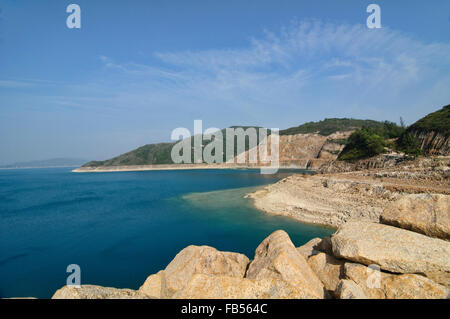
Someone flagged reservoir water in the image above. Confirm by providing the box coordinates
[0,168,333,298]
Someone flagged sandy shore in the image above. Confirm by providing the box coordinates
[72,164,308,173]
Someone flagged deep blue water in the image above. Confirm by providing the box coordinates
[0,168,333,298]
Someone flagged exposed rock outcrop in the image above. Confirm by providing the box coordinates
[232,131,352,169]
[331,221,450,285]
[409,130,449,156]
[381,194,450,241]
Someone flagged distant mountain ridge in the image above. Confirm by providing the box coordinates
[82,119,398,168]
[1,158,87,169]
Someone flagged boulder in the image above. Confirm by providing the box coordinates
[331,221,450,285]
[296,238,321,258]
[344,262,449,299]
[172,274,311,299]
[246,230,327,299]
[162,245,249,297]
[307,252,345,294]
[343,263,385,298]
[315,236,333,255]
[52,285,149,299]
[381,194,450,241]
[296,236,333,259]
[382,274,449,299]
[335,280,367,299]
[139,270,164,298]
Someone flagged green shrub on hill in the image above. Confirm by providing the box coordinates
[396,133,422,156]
[338,128,387,161]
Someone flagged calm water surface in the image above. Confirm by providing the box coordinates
[0,168,333,298]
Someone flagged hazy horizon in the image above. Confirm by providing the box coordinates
[1,0,449,165]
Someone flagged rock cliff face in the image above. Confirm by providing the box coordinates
[409,130,449,156]
[318,154,408,173]
[232,131,352,169]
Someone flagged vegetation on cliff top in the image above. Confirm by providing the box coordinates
[279,118,395,136]
[337,120,408,161]
[337,105,450,161]
[406,105,450,137]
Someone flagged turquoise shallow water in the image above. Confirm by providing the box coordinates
[0,167,333,298]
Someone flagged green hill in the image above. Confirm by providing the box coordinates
[337,105,450,160]
[83,143,174,167]
[406,105,450,137]
[82,119,405,167]
[279,118,397,136]
[397,104,450,155]
[83,127,267,167]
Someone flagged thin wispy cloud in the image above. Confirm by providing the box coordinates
[4,20,450,130]
[90,20,450,126]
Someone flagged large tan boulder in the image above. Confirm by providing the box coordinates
[343,263,386,298]
[335,280,367,299]
[246,230,327,299]
[159,245,249,297]
[296,237,321,258]
[344,262,449,299]
[139,270,164,298]
[296,236,333,259]
[172,274,311,299]
[381,194,450,240]
[315,236,333,255]
[52,285,149,299]
[307,252,345,294]
[331,221,450,285]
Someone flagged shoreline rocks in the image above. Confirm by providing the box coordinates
[246,230,327,299]
[50,219,450,299]
[52,285,150,299]
[380,194,450,241]
[331,221,450,285]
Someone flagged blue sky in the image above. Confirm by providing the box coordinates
[0,0,449,164]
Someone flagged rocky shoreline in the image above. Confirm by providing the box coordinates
[52,211,449,299]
